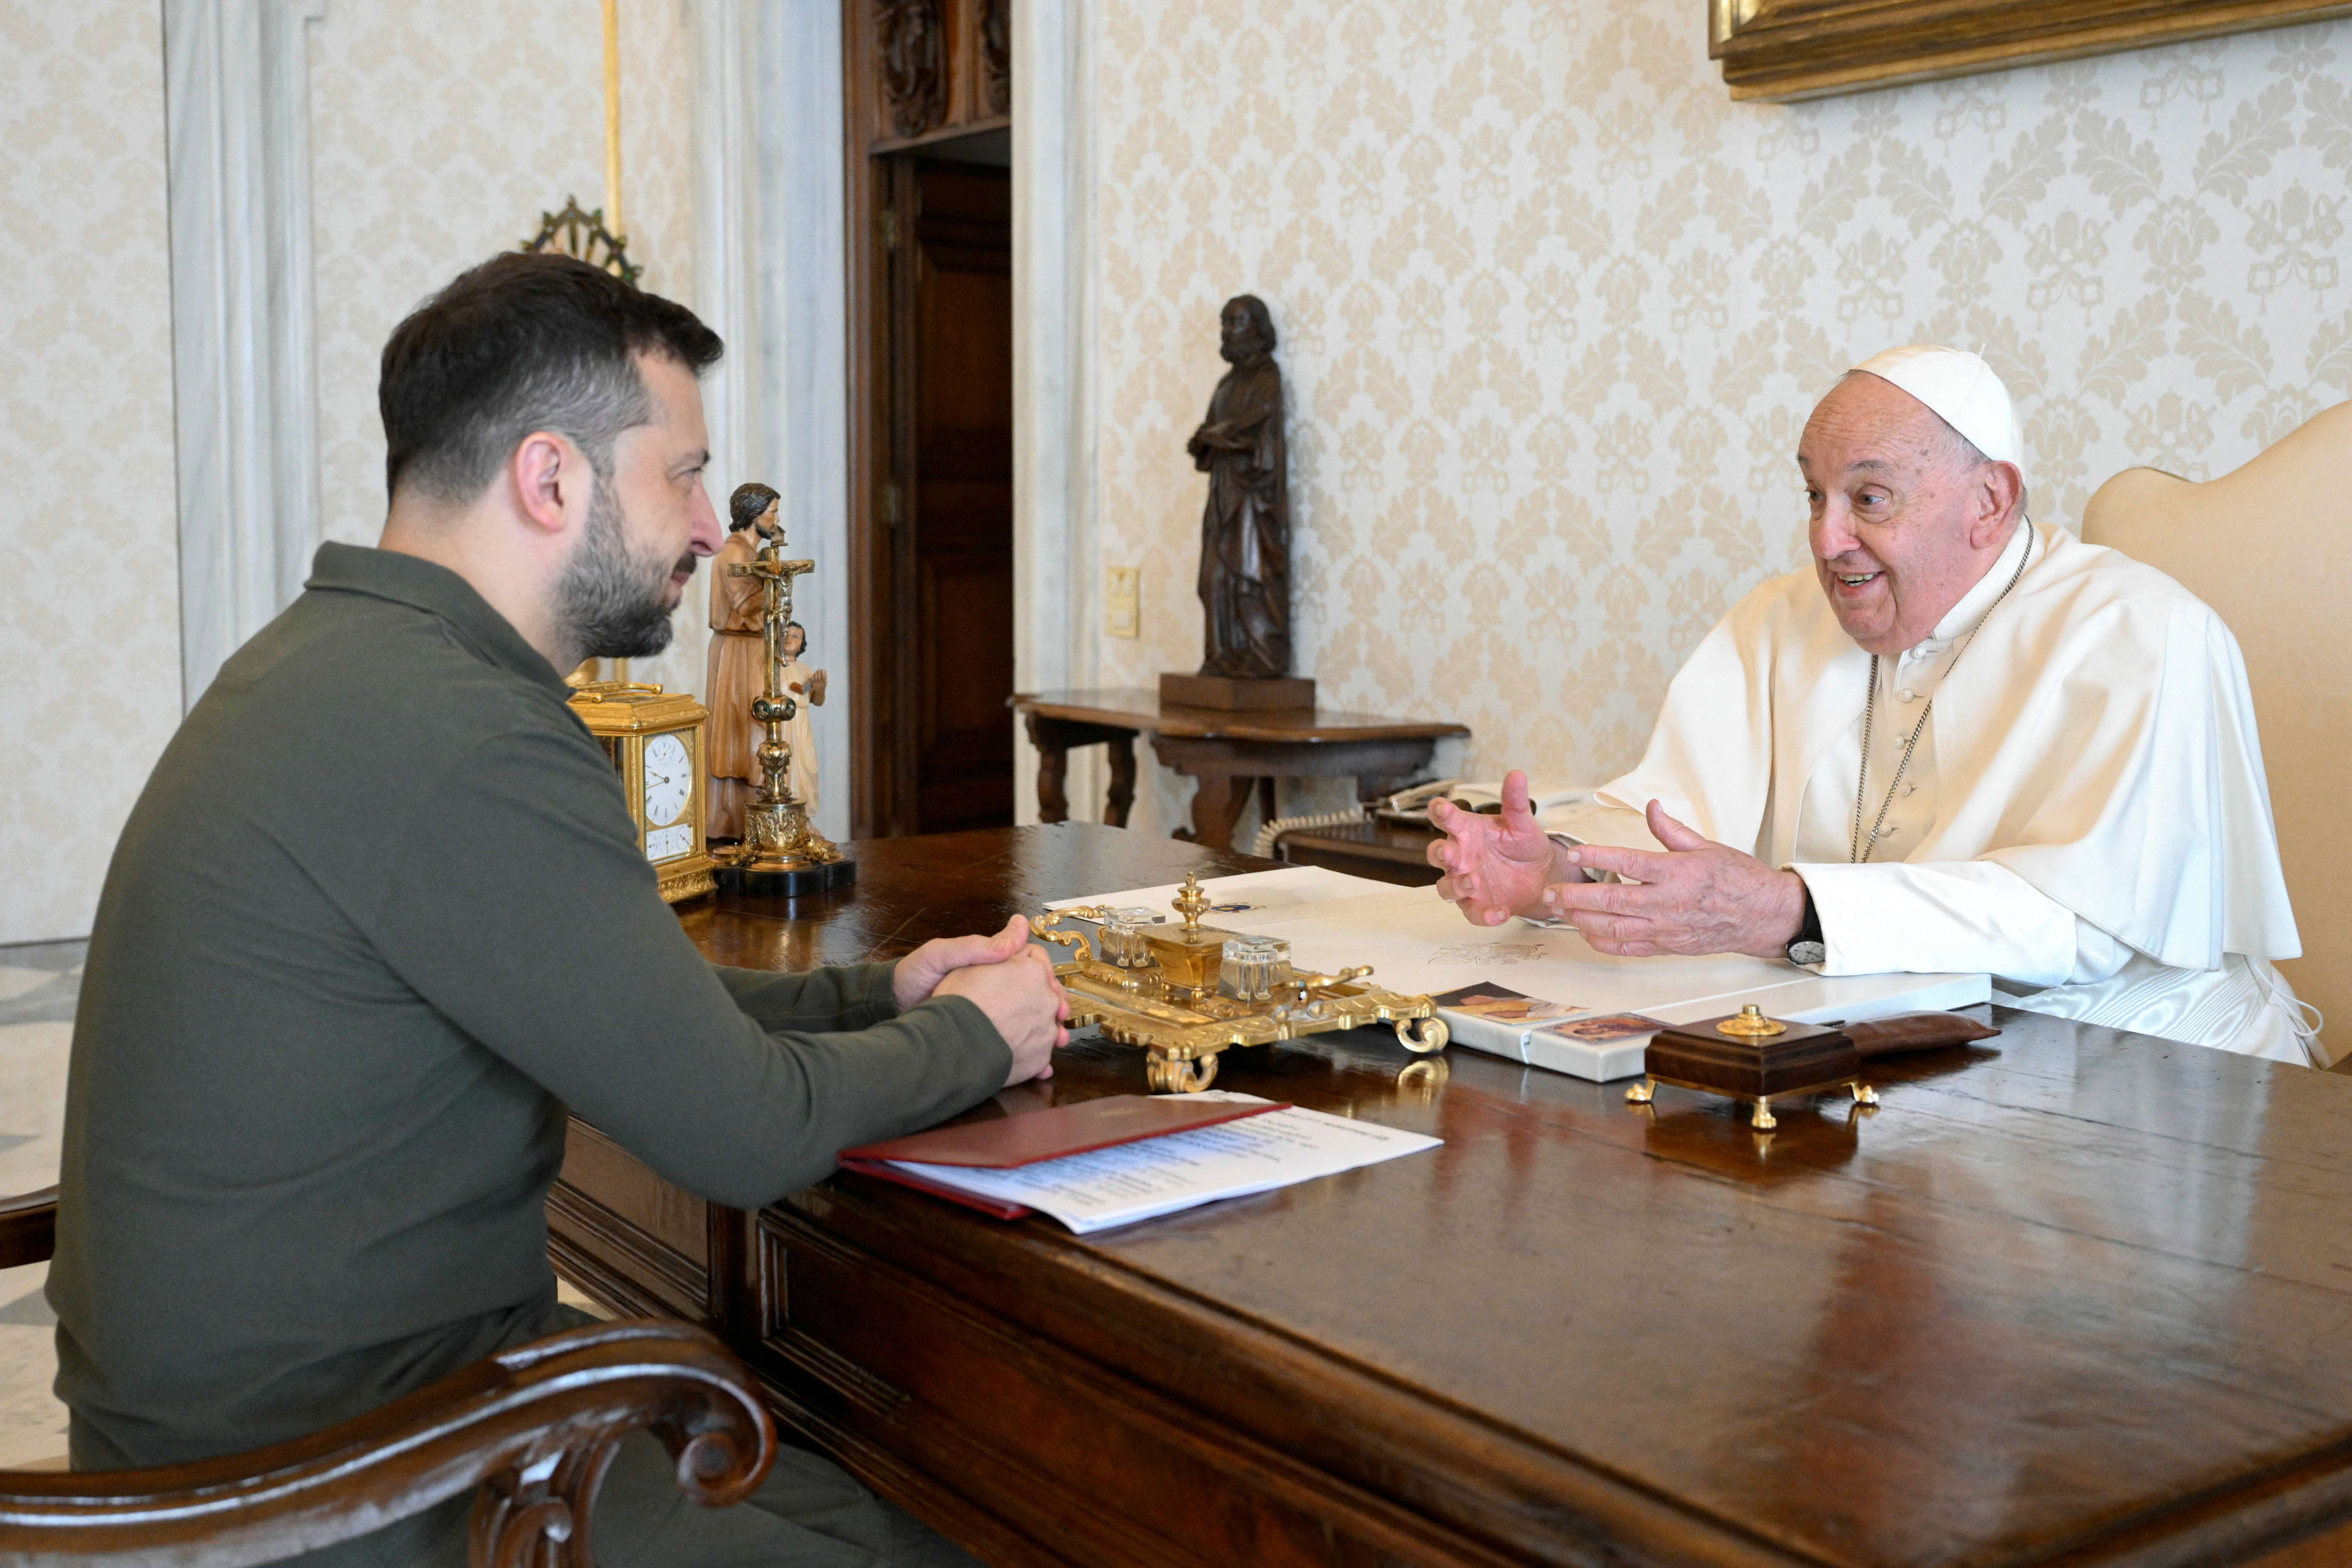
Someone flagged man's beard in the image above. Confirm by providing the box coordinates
[553,482,695,660]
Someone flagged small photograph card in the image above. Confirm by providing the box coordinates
[1541,1012,1666,1045]
[1430,983,1581,1025]
[1494,1011,1665,1082]
[1432,982,1585,1064]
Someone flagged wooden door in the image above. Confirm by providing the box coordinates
[845,0,1014,839]
[895,162,1013,833]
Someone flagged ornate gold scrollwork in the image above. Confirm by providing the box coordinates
[1038,895,1446,1094]
[1394,1015,1449,1055]
[1146,1052,1219,1094]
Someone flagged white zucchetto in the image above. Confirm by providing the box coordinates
[1851,344,2025,471]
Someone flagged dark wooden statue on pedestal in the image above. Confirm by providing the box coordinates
[1161,295,1314,713]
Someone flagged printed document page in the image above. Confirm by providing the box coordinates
[886,1093,1439,1235]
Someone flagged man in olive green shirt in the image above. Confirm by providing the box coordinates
[49,254,1064,1565]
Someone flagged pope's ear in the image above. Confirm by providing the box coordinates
[1971,460,2025,547]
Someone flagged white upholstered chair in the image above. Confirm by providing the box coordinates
[2081,401,2352,1057]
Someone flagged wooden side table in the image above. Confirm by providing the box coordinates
[1271,818,1444,886]
[1009,688,1469,851]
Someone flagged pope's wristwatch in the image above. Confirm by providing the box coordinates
[1785,880,1826,967]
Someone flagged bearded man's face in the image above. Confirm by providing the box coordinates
[553,475,693,659]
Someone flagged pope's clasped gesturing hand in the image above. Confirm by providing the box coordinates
[1544,802,1807,961]
[1428,776,1808,962]
[1424,771,1561,926]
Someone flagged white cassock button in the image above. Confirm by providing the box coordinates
[1897,687,1918,703]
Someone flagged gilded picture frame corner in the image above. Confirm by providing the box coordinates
[1713,0,2352,104]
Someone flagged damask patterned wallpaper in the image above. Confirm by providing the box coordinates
[1088,1,2352,840]
[309,0,710,695]
[0,2,184,945]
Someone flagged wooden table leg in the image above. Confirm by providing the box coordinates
[1174,775,1252,850]
[1019,711,1145,828]
[1024,712,1071,825]
[1104,735,1137,829]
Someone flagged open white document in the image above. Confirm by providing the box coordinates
[883,1093,1439,1235]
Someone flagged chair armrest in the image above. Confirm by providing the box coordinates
[0,1318,774,1568]
[0,1187,56,1270]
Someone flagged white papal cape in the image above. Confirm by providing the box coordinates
[1559,521,2319,1065]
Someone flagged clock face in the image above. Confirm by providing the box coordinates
[642,732,692,828]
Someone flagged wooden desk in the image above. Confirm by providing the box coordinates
[551,825,2352,1568]
[1010,688,1469,849]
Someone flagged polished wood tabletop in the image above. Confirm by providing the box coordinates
[1012,686,1471,743]
[560,825,2352,1568]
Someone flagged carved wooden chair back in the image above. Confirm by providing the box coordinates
[0,1190,773,1566]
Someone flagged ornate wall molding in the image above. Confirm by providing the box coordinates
[163,0,327,708]
[690,0,853,843]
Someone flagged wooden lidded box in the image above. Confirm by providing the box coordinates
[1628,1005,1874,1130]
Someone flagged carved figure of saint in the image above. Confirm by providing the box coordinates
[706,483,780,840]
[1186,295,1291,679]
[776,620,826,815]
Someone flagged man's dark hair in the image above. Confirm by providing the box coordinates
[729,482,780,533]
[379,253,723,504]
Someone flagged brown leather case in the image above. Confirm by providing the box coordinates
[1843,1011,2001,1058]
[1645,1016,1861,1098]
[841,1094,1287,1169]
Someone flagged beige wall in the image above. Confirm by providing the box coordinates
[1086,2,2352,840]
[0,0,703,944]
[0,2,184,946]
[310,0,706,694]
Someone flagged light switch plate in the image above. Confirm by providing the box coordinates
[1105,565,1140,638]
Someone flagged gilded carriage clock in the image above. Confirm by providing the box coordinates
[567,682,717,904]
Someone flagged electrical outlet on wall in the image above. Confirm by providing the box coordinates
[1105,565,1140,638]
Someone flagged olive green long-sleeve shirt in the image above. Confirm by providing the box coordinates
[49,542,1011,1470]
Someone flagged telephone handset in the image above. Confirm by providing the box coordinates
[1378,779,1594,822]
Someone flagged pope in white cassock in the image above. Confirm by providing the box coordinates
[1430,345,2323,1066]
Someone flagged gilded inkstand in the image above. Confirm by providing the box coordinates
[712,524,854,896]
[1624,1005,1878,1130]
[1035,874,1449,1094]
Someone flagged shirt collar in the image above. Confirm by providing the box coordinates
[1913,520,2035,656]
[304,542,571,696]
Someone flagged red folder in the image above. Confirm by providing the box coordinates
[838,1094,1290,1221]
